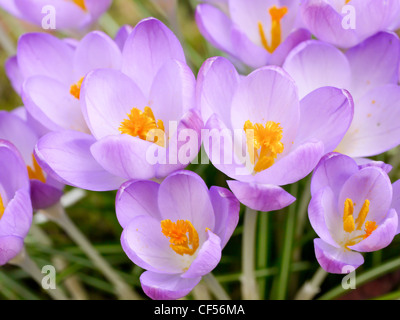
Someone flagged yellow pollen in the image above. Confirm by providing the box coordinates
[27,154,46,183]
[258,6,288,53]
[0,194,4,220]
[119,107,165,147]
[342,198,377,248]
[70,77,84,100]
[244,120,284,173]
[345,0,351,4]
[70,0,87,11]
[161,219,199,256]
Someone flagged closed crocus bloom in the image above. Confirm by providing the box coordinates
[35,18,203,191]
[0,111,63,210]
[300,0,400,49]
[309,153,398,274]
[116,170,240,300]
[0,140,32,266]
[283,31,400,158]
[196,0,311,69]
[0,0,111,31]
[197,56,353,212]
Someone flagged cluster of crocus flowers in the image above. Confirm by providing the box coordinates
[309,153,399,273]
[116,171,239,299]
[195,0,311,68]
[0,0,112,30]
[0,140,32,266]
[197,56,354,212]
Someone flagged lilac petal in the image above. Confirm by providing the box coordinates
[349,209,398,253]
[35,130,125,191]
[90,134,157,181]
[283,40,351,98]
[346,32,400,100]
[121,18,186,96]
[336,84,400,158]
[314,238,364,274]
[182,230,221,279]
[121,215,188,274]
[17,33,74,85]
[116,179,161,229]
[209,186,240,248]
[140,271,201,300]
[310,152,359,198]
[81,69,147,140]
[5,56,23,95]
[295,87,354,152]
[392,180,400,234]
[227,180,295,212]
[0,236,24,266]
[338,167,392,224]
[22,75,88,133]
[195,4,234,54]
[157,171,215,243]
[114,25,134,51]
[30,180,63,210]
[73,31,122,78]
[197,56,240,126]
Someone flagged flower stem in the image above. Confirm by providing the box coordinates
[294,267,328,300]
[9,247,68,300]
[202,273,231,300]
[241,207,259,300]
[40,202,141,300]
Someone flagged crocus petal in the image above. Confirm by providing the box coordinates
[90,134,157,181]
[392,179,400,234]
[30,180,63,210]
[121,18,186,96]
[314,238,364,274]
[84,0,112,22]
[35,130,125,191]
[227,180,295,212]
[349,209,398,253]
[338,167,392,224]
[114,25,134,51]
[140,271,201,300]
[5,56,23,95]
[197,56,240,126]
[81,68,147,140]
[335,84,400,158]
[73,31,122,78]
[182,230,222,279]
[355,158,393,174]
[116,179,162,229]
[157,171,215,242]
[0,0,22,17]
[209,186,240,248]
[195,4,234,55]
[295,87,353,152]
[283,40,351,99]
[0,236,24,266]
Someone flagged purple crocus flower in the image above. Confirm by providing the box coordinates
[309,152,398,274]
[197,56,354,212]
[196,0,311,69]
[116,170,239,300]
[0,0,112,31]
[0,140,32,266]
[6,30,122,134]
[35,18,203,191]
[0,110,63,210]
[283,31,400,158]
[300,0,400,49]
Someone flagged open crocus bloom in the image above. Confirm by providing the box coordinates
[6,30,122,133]
[35,18,203,191]
[116,170,239,300]
[300,0,400,49]
[283,31,400,158]
[0,111,63,210]
[196,0,311,69]
[0,0,111,30]
[309,153,398,274]
[0,140,32,266]
[197,56,353,212]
